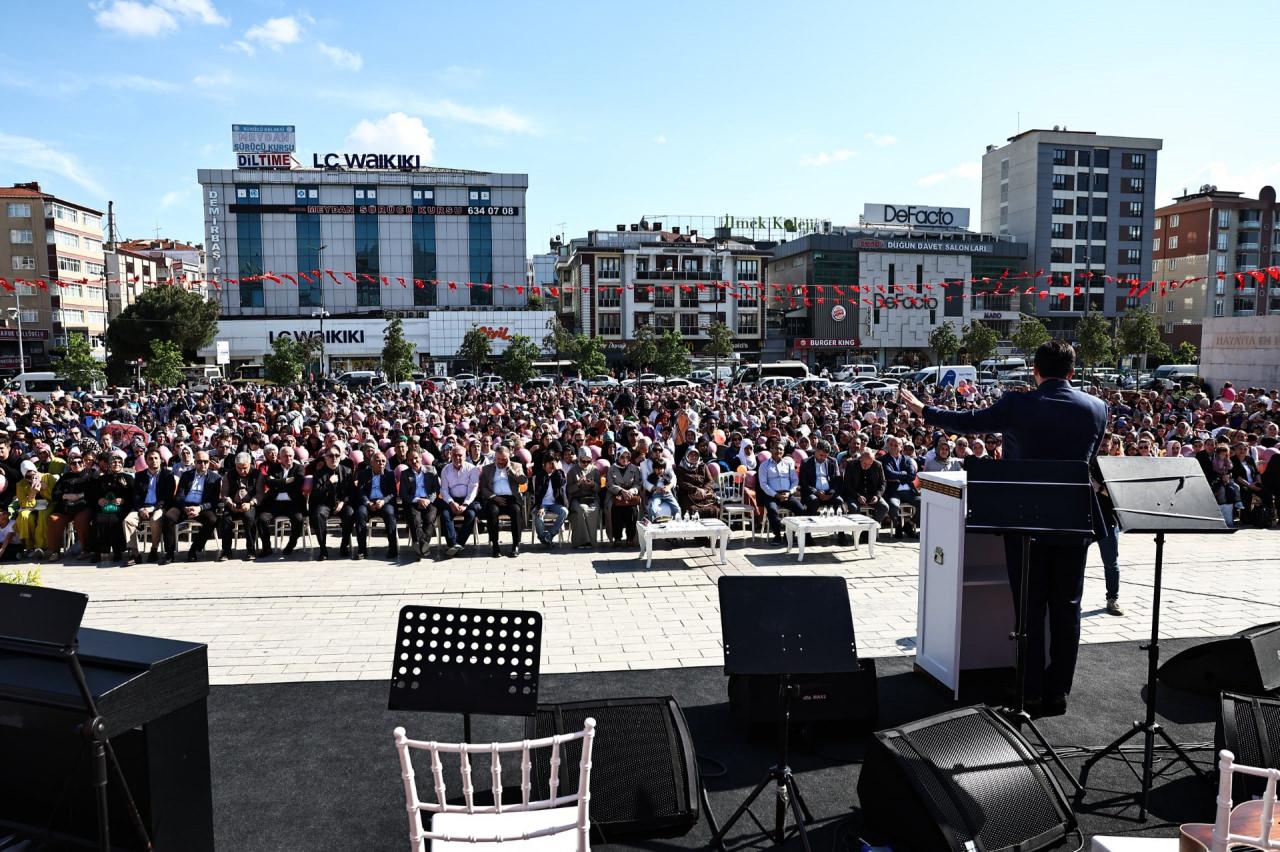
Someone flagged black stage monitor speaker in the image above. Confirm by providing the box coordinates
[1218,691,1280,801]
[1160,622,1280,697]
[526,696,700,839]
[858,706,1076,852]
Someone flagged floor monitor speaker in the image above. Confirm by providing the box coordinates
[858,705,1075,852]
[1218,690,1280,801]
[1159,622,1280,697]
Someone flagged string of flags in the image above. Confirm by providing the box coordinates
[1,265,1277,311]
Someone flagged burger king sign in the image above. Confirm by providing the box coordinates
[831,304,847,322]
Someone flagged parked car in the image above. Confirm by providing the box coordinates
[524,375,557,388]
[757,376,793,388]
[453,373,478,387]
[833,364,877,382]
[882,365,915,378]
[476,375,504,388]
[786,377,832,392]
[665,377,696,387]
[584,374,618,389]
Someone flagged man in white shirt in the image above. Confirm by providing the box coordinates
[438,445,480,555]
[756,438,803,543]
[479,446,527,558]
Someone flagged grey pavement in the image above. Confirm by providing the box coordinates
[34,529,1280,686]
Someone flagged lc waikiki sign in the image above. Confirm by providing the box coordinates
[312,153,424,170]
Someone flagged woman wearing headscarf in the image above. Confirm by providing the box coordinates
[606,447,642,547]
[675,447,719,518]
[566,446,601,548]
[14,459,58,557]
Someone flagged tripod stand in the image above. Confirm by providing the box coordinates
[1077,458,1232,818]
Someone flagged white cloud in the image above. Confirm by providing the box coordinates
[318,43,363,71]
[159,188,187,209]
[343,113,436,161]
[237,16,300,54]
[421,99,532,134]
[653,134,667,145]
[434,65,486,88]
[192,70,232,88]
[155,0,226,25]
[864,132,897,146]
[799,148,857,167]
[916,161,981,186]
[109,74,179,92]
[0,132,106,197]
[93,1,178,36]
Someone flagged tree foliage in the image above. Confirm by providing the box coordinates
[704,321,735,360]
[654,329,692,377]
[625,324,658,373]
[1075,314,1113,370]
[1174,341,1198,364]
[458,328,493,373]
[263,335,304,386]
[55,333,105,389]
[928,323,960,365]
[381,317,416,383]
[543,316,575,361]
[498,334,541,384]
[571,334,607,379]
[1118,308,1163,359]
[106,287,219,376]
[961,321,999,366]
[1010,314,1051,357]
[143,339,184,388]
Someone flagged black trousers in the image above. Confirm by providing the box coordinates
[404,501,440,554]
[258,501,304,550]
[1004,535,1088,701]
[803,493,846,515]
[760,493,805,535]
[220,508,257,555]
[165,507,217,553]
[484,498,521,545]
[310,503,354,554]
[355,502,398,556]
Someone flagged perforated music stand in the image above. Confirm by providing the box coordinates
[0,585,151,852]
[712,576,859,852]
[387,605,542,741]
[1077,456,1233,818]
[964,458,1093,794]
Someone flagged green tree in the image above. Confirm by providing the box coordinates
[381,317,416,383]
[570,334,607,379]
[653,329,692,377]
[625,324,658,373]
[543,316,575,364]
[297,334,324,380]
[704,320,734,386]
[1075,314,1114,371]
[55,333,106,390]
[928,323,960,365]
[458,328,493,373]
[1010,314,1051,357]
[263,335,304,386]
[143,339,185,388]
[1118,307,1171,367]
[1174,340,1199,364]
[498,334,540,384]
[961,321,999,366]
[106,287,219,379]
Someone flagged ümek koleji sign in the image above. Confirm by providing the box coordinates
[863,204,970,230]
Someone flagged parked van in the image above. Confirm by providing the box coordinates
[979,357,1027,376]
[912,365,978,387]
[8,371,102,402]
[834,363,878,381]
[731,360,810,386]
[1150,364,1199,388]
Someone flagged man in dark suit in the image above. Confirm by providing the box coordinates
[901,339,1107,716]
[309,444,354,561]
[352,450,399,560]
[799,439,845,515]
[258,444,306,556]
[843,448,889,525]
[124,448,178,564]
[219,452,263,561]
[165,450,220,561]
[399,449,440,561]
[478,446,528,558]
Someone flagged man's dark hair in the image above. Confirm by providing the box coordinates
[1033,339,1075,380]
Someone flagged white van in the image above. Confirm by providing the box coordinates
[979,357,1027,377]
[1150,364,1199,388]
[834,363,878,381]
[731,360,810,386]
[912,365,978,387]
[9,371,102,402]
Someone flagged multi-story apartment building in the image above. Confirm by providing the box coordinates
[1152,184,1280,348]
[554,222,770,366]
[981,129,1162,336]
[0,182,107,369]
[117,238,208,298]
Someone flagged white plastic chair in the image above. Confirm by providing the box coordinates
[393,718,597,851]
[1090,749,1279,852]
[714,475,754,537]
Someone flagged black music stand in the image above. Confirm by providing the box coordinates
[1077,456,1233,818]
[711,576,860,852]
[388,605,542,742]
[964,458,1094,794]
[0,585,151,852]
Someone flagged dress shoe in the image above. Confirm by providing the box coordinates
[491,543,501,557]
[317,551,328,562]
[837,532,850,546]
[186,551,199,563]
[124,556,137,567]
[388,550,399,562]
[261,547,275,558]
[1036,696,1068,718]
[339,546,351,559]
[158,555,172,566]
[508,546,520,558]
[283,542,296,555]
[355,551,366,561]
[216,553,229,563]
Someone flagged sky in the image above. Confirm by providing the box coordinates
[2,0,1277,257]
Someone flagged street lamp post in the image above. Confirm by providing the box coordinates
[312,309,329,378]
[7,286,25,374]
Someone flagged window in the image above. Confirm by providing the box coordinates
[58,256,82,272]
[1093,149,1110,168]
[469,189,491,204]
[634,256,649,276]
[1124,225,1142,242]
[999,207,1008,227]
[1123,152,1146,170]
[85,261,104,276]
[411,188,434,202]
[1091,173,1108,192]
[19,309,37,323]
[1125,201,1144,218]
[1051,173,1073,191]
[654,288,674,308]
[653,313,675,332]
[1078,150,1091,167]
[1168,235,1179,250]
[737,258,759,280]
[1214,299,1225,317]
[64,284,83,297]
[634,283,651,303]
[1051,223,1072,239]
[46,203,78,223]
[598,313,621,335]
[1165,299,1174,313]
[1169,213,1179,228]
[597,257,620,279]
[634,312,651,330]
[237,190,263,308]
[737,312,759,335]
[1052,198,1073,215]
[6,202,31,218]
[1000,159,1009,179]
[1000,184,1009,203]
[50,230,80,248]
[679,314,699,336]
[355,211,380,307]
[737,284,758,308]
[1218,210,1230,228]
[82,237,100,254]
[1123,177,1145,194]
[82,214,101,231]
[1120,249,1141,265]
[1153,237,1161,251]
[11,255,35,270]
[1216,232,1228,251]
[1050,247,1072,264]
[598,283,620,308]
[355,187,377,202]
[234,186,260,203]
[9,229,32,244]
[1154,217,1162,230]
[412,200,437,307]
[1053,148,1071,166]
[295,186,319,202]
[468,191,493,306]
[296,212,324,308]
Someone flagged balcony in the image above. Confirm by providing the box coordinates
[1238,216,1262,230]
[1237,239,1260,251]
[634,269,718,281]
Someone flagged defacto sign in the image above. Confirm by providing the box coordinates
[874,296,939,309]
[312,153,424,170]
[232,124,296,154]
[863,204,970,230]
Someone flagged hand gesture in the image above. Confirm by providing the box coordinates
[899,387,925,417]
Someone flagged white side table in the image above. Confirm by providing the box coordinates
[638,519,730,568]
[782,515,879,562]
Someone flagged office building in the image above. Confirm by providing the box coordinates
[1152,184,1280,349]
[0,182,107,369]
[553,221,771,365]
[981,128,1162,334]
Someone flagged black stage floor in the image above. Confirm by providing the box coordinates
[210,638,1226,851]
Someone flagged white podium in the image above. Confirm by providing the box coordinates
[914,471,1016,697]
